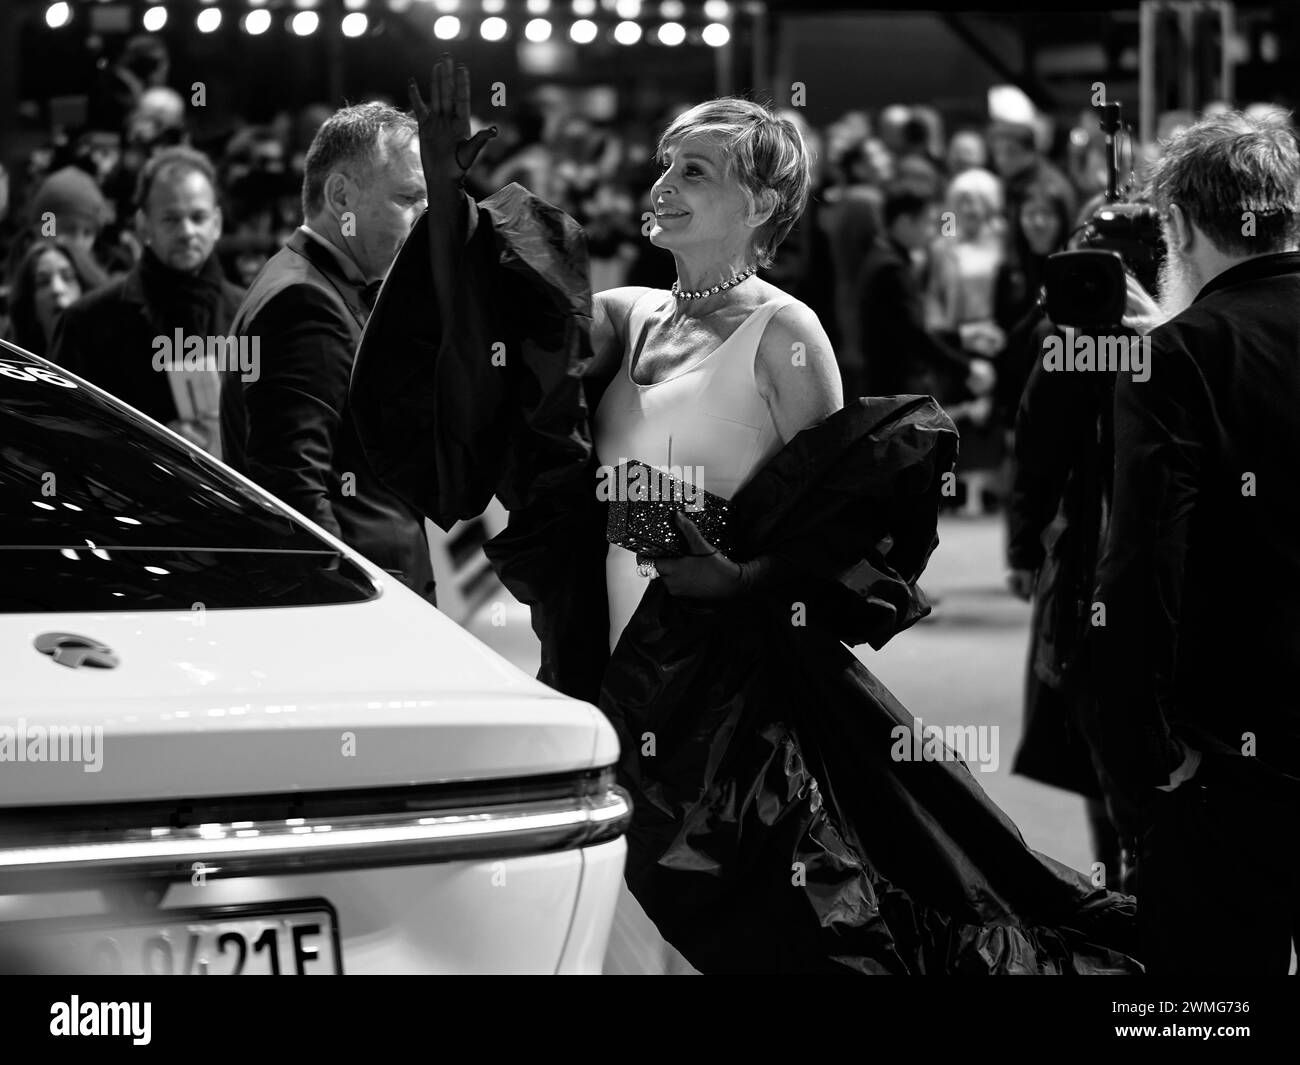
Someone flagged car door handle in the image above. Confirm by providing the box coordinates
[33,633,120,670]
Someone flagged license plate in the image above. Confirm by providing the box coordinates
[6,900,342,975]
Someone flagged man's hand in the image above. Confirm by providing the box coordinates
[408,54,497,194]
[654,511,744,599]
[1121,272,1165,336]
[1006,568,1036,601]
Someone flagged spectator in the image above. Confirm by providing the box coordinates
[219,102,436,604]
[220,125,294,239]
[488,101,553,201]
[89,34,170,134]
[49,146,242,455]
[992,175,1075,430]
[946,129,989,175]
[929,166,1007,512]
[855,186,991,403]
[100,86,189,256]
[5,238,108,357]
[821,138,887,379]
[928,166,1004,330]
[987,120,1077,237]
[28,165,111,259]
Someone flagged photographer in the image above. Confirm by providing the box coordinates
[1093,110,1300,972]
[1005,292,1137,892]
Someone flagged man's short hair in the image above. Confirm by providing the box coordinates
[1148,109,1300,255]
[134,146,218,211]
[301,102,418,220]
[883,187,932,228]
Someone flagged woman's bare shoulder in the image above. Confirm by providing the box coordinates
[755,296,843,432]
[594,286,661,324]
[589,287,662,378]
[761,295,833,351]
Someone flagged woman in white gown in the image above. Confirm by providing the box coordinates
[398,60,1140,976]
[583,100,844,972]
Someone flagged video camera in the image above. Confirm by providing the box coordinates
[1043,101,1164,330]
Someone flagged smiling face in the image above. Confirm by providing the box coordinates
[648,134,759,261]
[1019,195,1062,256]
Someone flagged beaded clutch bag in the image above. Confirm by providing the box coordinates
[604,460,733,559]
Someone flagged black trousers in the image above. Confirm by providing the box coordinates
[1139,761,1300,974]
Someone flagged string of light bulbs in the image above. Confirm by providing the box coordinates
[40,0,736,45]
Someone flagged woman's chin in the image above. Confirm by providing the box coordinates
[648,229,691,253]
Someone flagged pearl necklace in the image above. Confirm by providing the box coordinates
[671,266,757,301]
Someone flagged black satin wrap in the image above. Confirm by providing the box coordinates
[352,182,597,533]
[349,185,1142,974]
[590,397,1140,974]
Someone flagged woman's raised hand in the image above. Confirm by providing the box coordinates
[408,54,497,193]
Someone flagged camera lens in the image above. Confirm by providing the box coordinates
[1044,249,1128,330]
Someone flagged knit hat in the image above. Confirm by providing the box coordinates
[31,166,110,235]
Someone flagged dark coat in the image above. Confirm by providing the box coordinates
[1094,251,1300,800]
[1006,318,1116,798]
[352,186,1142,974]
[351,185,597,534]
[855,235,970,401]
[219,229,434,601]
[48,254,245,426]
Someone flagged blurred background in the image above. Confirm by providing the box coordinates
[3,0,1298,876]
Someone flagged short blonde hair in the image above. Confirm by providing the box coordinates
[946,166,1003,218]
[656,98,812,268]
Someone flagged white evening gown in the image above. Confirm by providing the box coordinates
[592,290,792,974]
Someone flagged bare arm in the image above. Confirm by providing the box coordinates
[755,301,844,443]
[588,286,652,380]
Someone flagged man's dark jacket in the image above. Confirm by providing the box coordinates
[855,235,969,400]
[351,184,1141,975]
[1006,317,1116,798]
[1094,251,1300,799]
[49,251,244,426]
[220,229,434,601]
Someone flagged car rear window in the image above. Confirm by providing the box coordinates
[0,347,378,611]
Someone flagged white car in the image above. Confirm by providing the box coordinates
[0,340,628,975]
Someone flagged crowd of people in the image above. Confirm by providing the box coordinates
[5,34,1300,974]
[1,33,1180,517]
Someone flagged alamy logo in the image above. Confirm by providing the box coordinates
[0,719,103,772]
[890,717,1000,773]
[50,997,150,1045]
[1041,332,1151,382]
[152,330,261,382]
[595,461,707,511]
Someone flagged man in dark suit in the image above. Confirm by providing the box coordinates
[1094,110,1300,972]
[220,102,436,603]
[50,146,244,456]
[855,187,993,401]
